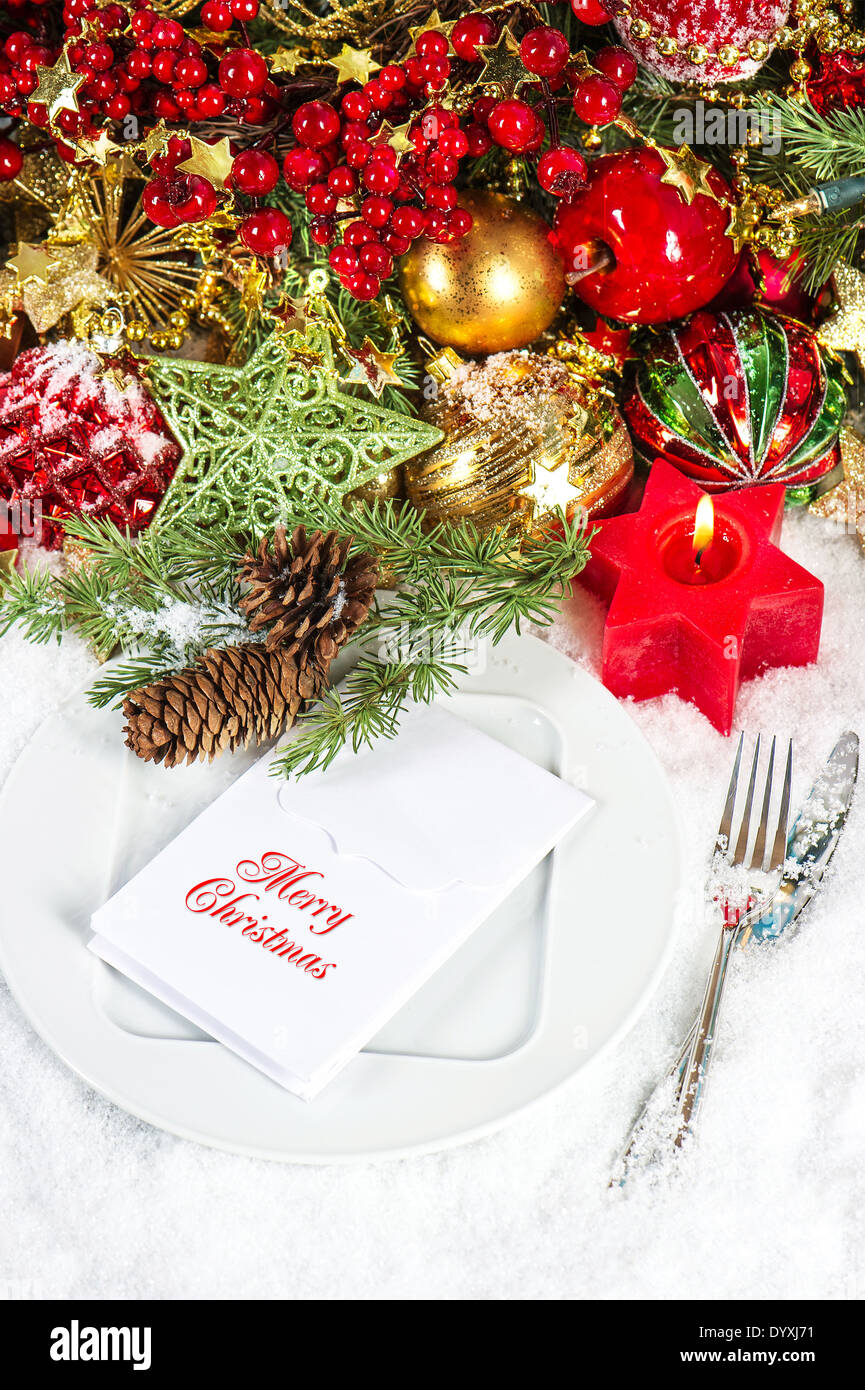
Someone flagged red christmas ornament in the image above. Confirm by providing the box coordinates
[579,460,824,735]
[0,342,180,550]
[806,50,865,115]
[552,147,738,323]
[612,1,789,84]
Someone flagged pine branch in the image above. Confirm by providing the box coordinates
[759,99,865,182]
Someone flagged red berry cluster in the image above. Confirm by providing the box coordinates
[0,0,278,155]
[282,29,488,302]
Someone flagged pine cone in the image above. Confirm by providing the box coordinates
[123,644,317,768]
[239,526,378,683]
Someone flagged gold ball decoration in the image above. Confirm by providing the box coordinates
[405,350,633,538]
[398,191,566,355]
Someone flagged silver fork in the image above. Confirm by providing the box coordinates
[675,734,792,1141]
[615,734,792,1176]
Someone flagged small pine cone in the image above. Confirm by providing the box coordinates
[123,644,317,768]
[238,525,378,683]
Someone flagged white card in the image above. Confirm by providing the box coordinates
[90,705,593,1099]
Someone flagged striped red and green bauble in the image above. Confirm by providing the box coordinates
[624,309,847,504]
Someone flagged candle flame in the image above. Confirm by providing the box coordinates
[693,495,714,564]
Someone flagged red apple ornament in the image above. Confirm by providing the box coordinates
[552,147,739,324]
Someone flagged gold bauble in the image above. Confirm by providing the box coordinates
[398,191,566,354]
[405,350,633,537]
[348,463,405,505]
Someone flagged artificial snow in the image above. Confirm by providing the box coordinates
[0,507,864,1299]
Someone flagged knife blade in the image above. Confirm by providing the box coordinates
[747,730,859,943]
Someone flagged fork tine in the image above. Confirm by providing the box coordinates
[732,735,761,865]
[717,732,744,854]
[750,735,776,871]
[768,739,793,871]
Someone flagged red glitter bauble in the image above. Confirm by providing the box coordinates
[806,50,865,115]
[612,0,789,85]
[0,343,180,550]
[552,147,738,324]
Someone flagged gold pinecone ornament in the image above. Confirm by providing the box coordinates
[123,526,379,767]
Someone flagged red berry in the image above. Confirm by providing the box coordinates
[152,17,183,48]
[382,230,411,255]
[341,90,370,121]
[520,26,570,78]
[327,164,356,196]
[240,207,292,256]
[292,99,340,149]
[449,208,473,238]
[344,219,377,248]
[195,83,225,118]
[230,0,259,18]
[329,245,358,276]
[306,182,337,215]
[465,123,492,157]
[231,148,278,195]
[488,99,538,153]
[282,145,326,190]
[425,151,458,183]
[142,176,180,228]
[219,47,267,98]
[569,0,612,22]
[175,54,207,87]
[172,173,218,223]
[345,270,380,300]
[360,242,393,277]
[573,74,622,125]
[310,217,335,246]
[451,15,498,63]
[363,159,399,193]
[390,205,424,238]
[415,31,448,58]
[361,194,393,227]
[201,1,233,32]
[438,128,468,158]
[593,45,638,90]
[537,145,588,198]
[0,138,23,181]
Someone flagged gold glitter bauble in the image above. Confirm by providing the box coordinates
[405,350,633,536]
[398,191,566,354]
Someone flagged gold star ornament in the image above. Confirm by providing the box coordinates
[343,338,408,398]
[76,128,122,168]
[657,145,718,206]
[9,242,52,286]
[328,44,380,85]
[31,50,86,122]
[176,135,235,191]
[476,28,530,97]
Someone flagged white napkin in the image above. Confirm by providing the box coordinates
[90,705,593,1099]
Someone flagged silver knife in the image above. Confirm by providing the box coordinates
[614,731,859,1180]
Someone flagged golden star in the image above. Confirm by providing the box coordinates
[100,364,132,394]
[76,128,121,168]
[328,44,380,85]
[141,119,171,165]
[343,338,407,398]
[377,119,415,158]
[270,49,309,76]
[32,50,86,121]
[275,293,312,337]
[657,144,718,206]
[176,135,235,191]
[476,28,530,97]
[724,195,760,255]
[9,242,52,286]
[817,261,865,376]
[409,9,457,45]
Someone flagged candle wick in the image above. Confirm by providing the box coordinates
[695,547,706,570]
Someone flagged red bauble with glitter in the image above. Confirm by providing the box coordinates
[806,50,865,114]
[612,0,789,85]
[552,147,738,324]
[0,343,180,550]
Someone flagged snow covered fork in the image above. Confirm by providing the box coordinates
[675,734,793,1144]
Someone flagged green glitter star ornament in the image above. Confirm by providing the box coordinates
[147,329,443,534]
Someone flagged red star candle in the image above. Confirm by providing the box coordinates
[579,461,823,735]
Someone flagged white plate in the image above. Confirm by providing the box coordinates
[0,634,681,1162]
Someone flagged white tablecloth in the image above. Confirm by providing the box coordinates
[0,507,863,1300]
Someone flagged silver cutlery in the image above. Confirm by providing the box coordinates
[613,731,859,1182]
